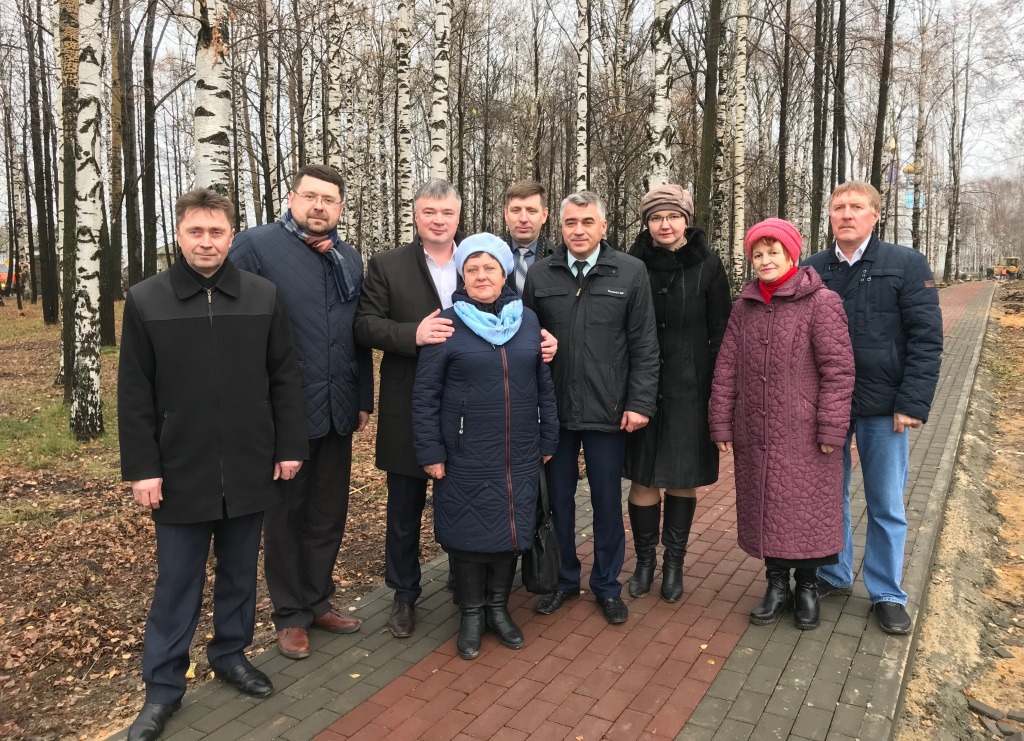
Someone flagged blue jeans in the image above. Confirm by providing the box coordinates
[818,416,909,605]
[547,429,626,599]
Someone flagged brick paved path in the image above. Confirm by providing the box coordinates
[115,281,992,741]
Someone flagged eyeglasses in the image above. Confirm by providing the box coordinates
[648,213,686,225]
[294,192,341,207]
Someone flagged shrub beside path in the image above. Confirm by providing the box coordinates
[111,280,992,741]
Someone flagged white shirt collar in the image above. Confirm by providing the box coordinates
[835,236,870,266]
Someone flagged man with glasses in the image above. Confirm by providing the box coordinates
[230,165,373,660]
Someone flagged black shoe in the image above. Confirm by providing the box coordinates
[451,555,488,659]
[389,601,416,638]
[750,566,793,625]
[660,496,696,603]
[816,577,852,598]
[485,557,524,650]
[128,702,180,741]
[534,589,581,615]
[216,659,274,698]
[874,602,912,634]
[793,568,820,630]
[627,502,660,598]
[597,596,629,624]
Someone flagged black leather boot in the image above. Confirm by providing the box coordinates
[451,556,487,659]
[793,568,820,630]
[628,502,661,598]
[485,556,524,649]
[750,565,793,625]
[660,495,696,602]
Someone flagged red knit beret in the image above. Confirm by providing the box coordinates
[744,218,803,265]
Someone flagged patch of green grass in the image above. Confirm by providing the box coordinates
[0,404,82,467]
[0,504,59,527]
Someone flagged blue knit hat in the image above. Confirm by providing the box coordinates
[454,233,515,277]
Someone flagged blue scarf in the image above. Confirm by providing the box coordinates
[453,298,523,345]
[280,210,361,302]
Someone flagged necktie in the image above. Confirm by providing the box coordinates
[515,248,530,295]
[574,260,589,296]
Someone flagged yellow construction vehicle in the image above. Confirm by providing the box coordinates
[989,257,1020,279]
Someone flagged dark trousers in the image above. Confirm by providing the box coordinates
[264,430,353,629]
[143,511,263,704]
[547,428,626,599]
[385,472,429,603]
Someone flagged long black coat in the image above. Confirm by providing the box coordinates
[412,286,559,553]
[354,235,463,478]
[118,260,309,524]
[623,229,732,489]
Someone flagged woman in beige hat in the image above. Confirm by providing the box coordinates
[623,185,733,601]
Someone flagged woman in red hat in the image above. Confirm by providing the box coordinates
[708,218,855,629]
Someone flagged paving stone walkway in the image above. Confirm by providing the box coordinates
[112,280,993,741]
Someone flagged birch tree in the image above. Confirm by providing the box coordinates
[58,0,79,400]
[574,0,590,190]
[194,0,233,195]
[70,0,104,439]
[326,0,343,168]
[429,0,452,179]
[730,0,749,287]
[395,0,414,242]
[646,0,674,187]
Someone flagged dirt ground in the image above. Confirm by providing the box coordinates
[0,301,442,741]
[896,282,1024,740]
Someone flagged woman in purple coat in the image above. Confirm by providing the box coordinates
[709,219,854,630]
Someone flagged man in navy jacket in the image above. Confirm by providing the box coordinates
[230,165,374,659]
[802,181,942,635]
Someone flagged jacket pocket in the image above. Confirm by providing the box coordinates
[587,285,627,327]
[533,286,572,326]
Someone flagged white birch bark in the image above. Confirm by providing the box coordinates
[429,0,452,179]
[730,0,748,288]
[574,0,590,191]
[710,1,734,248]
[304,48,320,162]
[396,0,414,242]
[646,0,674,187]
[71,0,104,438]
[53,0,64,261]
[326,0,343,169]
[261,0,278,209]
[194,0,232,195]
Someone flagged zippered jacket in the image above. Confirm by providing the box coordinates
[523,241,660,431]
[118,259,309,524]
[412,286,559,553]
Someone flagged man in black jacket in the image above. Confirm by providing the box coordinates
[502,180,556,296]
[230,165,372,661]
[523,191,659,624]
[118,189,308,741]
[803,181,942,635]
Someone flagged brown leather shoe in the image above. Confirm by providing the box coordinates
[389,601,415,638]
[277,627,310,659]
[313,608,362,634]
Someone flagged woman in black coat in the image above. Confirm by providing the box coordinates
[624,185,733,602]
[413,233,559,661]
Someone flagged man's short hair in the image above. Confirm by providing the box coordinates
[175,188,235,227]
[504,180,548,209]
[415,178,462,210]
[560,191,606,221]
[291,164,345,201]
[831,181,882,213]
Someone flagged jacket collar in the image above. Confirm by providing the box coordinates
[738,266,823,303]
[551,239,617,269]
[170,258,241,299]
[828,233,880,266]
[629,227,711,269]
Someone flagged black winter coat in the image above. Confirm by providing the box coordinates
[623,229,733,488]
[355,235,464,478]
[802,235,943,422]
[412,286,560,553]
[523,241,660,432]
[118,260,309,524]
[229,223,374,439]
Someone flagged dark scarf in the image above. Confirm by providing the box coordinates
[181,258,227,289]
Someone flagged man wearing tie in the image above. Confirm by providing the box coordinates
[502,180,556,297]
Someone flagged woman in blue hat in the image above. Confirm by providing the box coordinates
[412,233,560,660]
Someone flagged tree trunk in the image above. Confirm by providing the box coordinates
[70,0,104,438]
[646,0,674,187]
[870,0,897,191]
[808,0,827,253]
[395,0,414,242]
[429,0,452,179]
[910,1,930,253]
[730,0,748,289]
[194,0,233,195]
[326,0,343,169]
[292,0,305,167]
[710,3,733,248]
[257,0,277,221]
[59,0,81,402]
[142,0,157,277]
[695,0,723,229]
[834,0,847,185]
[777,0,792,219]
[120,0,142,287]
[574,0,590,191]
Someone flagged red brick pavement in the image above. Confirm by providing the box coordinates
[316,280,987,741]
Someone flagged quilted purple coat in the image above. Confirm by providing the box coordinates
[709,267,854,560]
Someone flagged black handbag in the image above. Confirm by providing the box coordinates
[522,463,560,594]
